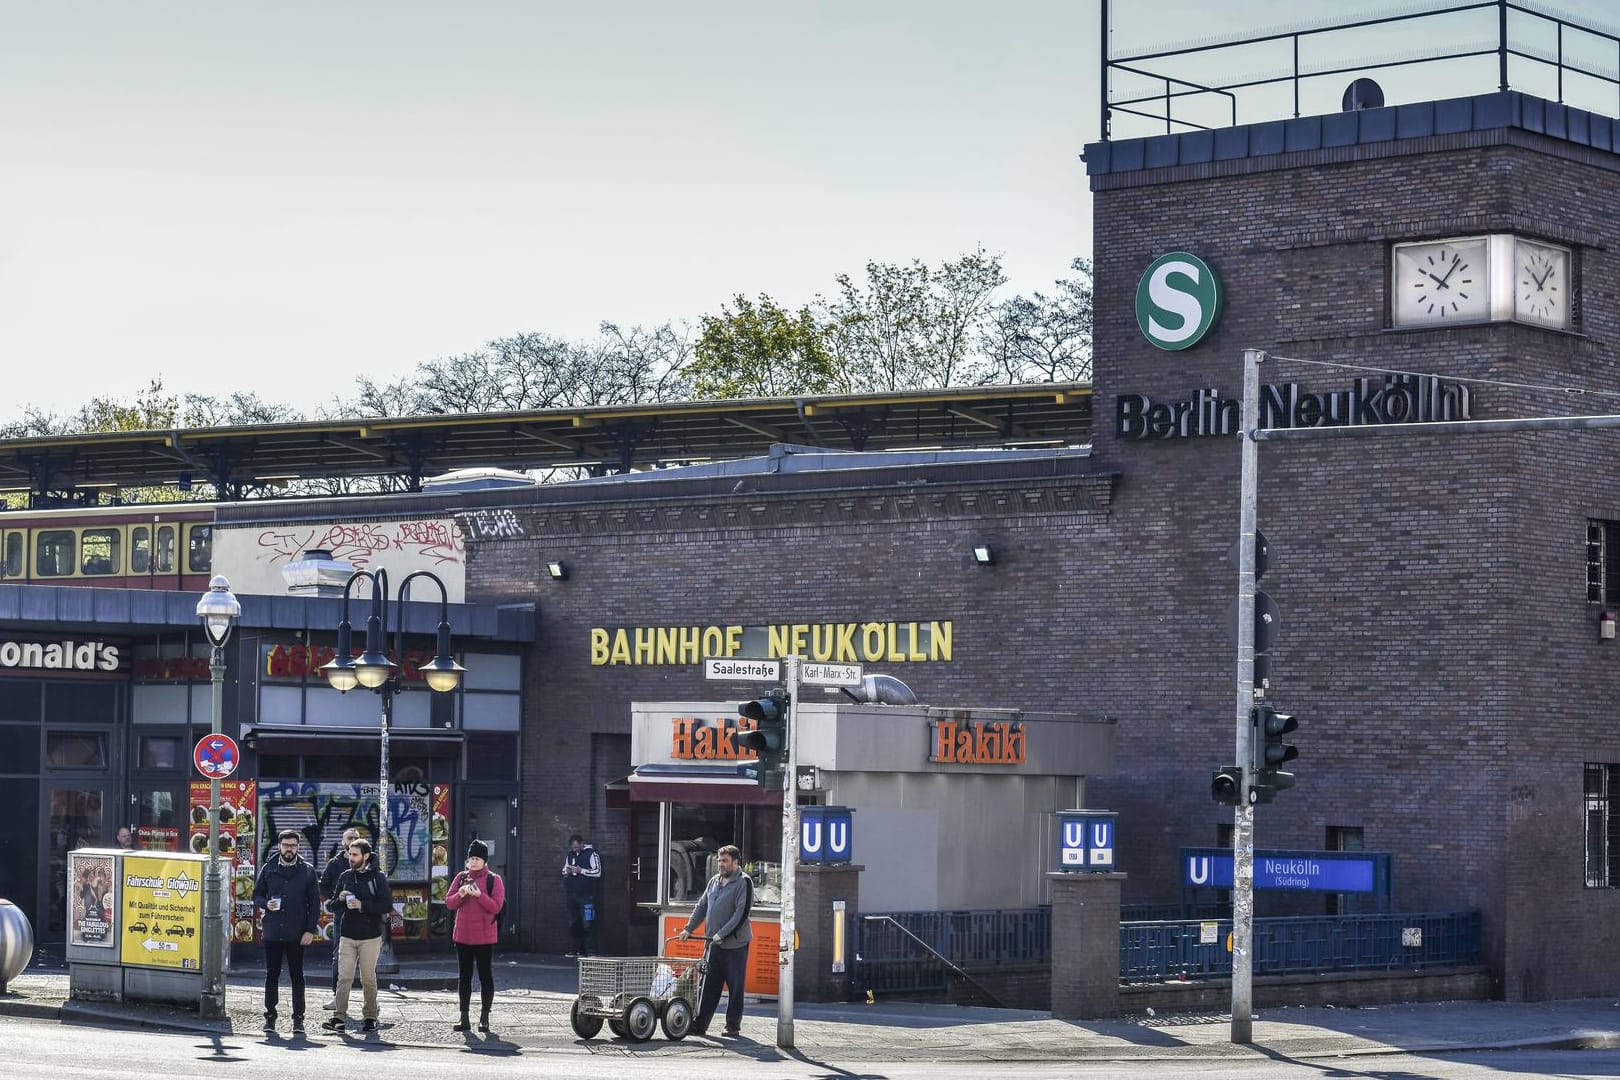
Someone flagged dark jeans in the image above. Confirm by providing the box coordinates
[263,939,307,1018]
[566,894,596,954]
[695,942,749,1033]
[456,942,495,1017]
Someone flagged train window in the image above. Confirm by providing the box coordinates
[36,530,75,578]
[155,526,176,574]
[186,525,212,574]
[81,528,121,576]
[131,527,151,574]
[2,532,22,578]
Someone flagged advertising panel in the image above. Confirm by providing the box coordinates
[68,852,116,948]
[119,855,204,970]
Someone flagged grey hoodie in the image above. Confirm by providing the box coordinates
[684,869,754,950]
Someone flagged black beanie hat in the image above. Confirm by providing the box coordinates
[467,840,490,861]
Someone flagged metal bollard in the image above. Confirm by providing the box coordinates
[0,898,35,994]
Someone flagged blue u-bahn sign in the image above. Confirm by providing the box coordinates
[1056,809,1118,872]
[1182,847,1390,897]
[800,806,853,864]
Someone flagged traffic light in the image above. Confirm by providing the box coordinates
[738,688,790,790]
[1251,704,1298,802]
[1211,765,1244,806]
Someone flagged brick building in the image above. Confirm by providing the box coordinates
[463,89,1620,1002]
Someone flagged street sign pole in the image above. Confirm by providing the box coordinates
[1231,348,1264,1043]
[777,655,800,1049]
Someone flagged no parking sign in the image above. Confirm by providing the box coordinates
[193,734,240,779]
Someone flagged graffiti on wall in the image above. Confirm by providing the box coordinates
[257,782,433,881]
[456,509,524,540]
[211,519,466,601]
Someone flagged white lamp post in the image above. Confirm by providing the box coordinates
[195,575,240,1019]
[319,567,464,972]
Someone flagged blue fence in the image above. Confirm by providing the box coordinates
[855,907,1050,996]
[855,907,1481,995]
[1120,910,1481,984]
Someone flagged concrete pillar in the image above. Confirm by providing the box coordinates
[793,863,862,1002]
[1048,871,1124,1019]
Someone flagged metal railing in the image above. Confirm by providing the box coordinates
[1104,1,1620,139]
[855,907,1050,997]
[1120,910,1482,984]
[855,906,1482,994]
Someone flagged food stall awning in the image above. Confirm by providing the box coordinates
[628,762,782,806]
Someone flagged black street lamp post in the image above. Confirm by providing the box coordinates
[320,567,464,973]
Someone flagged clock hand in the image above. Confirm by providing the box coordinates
[1532,265,1554,290]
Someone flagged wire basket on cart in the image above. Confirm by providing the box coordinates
[570,937,706,1042]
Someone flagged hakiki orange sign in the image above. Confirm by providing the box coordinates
[671,717,759,761]
[929,719,1026,765]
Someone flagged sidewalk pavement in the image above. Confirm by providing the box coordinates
[3,953,1619,1062]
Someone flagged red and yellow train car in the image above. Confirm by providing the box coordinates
[0,503,216,590]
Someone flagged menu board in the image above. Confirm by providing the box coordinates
[188,780,258,944]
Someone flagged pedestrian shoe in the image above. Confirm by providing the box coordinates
[322,996,337,1010]
[361,1018,379,1032]
[452,1016,472,1032]
[291,1017,305,1033]
[262,1009,276,1026]
[478,1011,490,1033]
[321,1016,347,1032]
[720,1028,742,1038]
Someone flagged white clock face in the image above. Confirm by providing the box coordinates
[1513,239,1571,329]
[1393,238,1490,326]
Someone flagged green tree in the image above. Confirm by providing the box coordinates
[821,248,1007,391]
[687,295,845,399]
[981,258,1093,383]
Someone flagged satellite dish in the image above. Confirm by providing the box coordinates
[1342,78,1385,111]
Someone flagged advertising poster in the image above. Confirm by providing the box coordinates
[119,855,203,970]
[188,780,258,944]
[68,852,116,948]
[660,914,782,997]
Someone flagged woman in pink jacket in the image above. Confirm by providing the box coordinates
[445,840,504,1032]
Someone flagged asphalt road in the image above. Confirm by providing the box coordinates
[6,1014,1620,1080]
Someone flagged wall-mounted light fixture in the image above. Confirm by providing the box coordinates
[547,560,569,581]
[1602,611,1616,641]
[971,544,995,566]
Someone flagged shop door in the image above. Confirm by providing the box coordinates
[625,801,662,954]
[463,792,516,931]
[41,784,109,940]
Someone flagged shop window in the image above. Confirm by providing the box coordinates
[35,530,75,578]
[0,680,43,724]
[0,725,41,773]
[137,790,180,830]
[46,731,107,768]
[138,734,181,770]
[666,802,782,906]
[258,753,300,777]
[48,681,119,722]
[186,525,212,574]
[80,528,121,576]
[1,532,23,578]
[1586,763,1620,887]
[131,526,151,574]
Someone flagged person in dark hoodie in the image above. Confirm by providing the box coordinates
[321,837,392,1034]
[677,843,754,1038]
[254,829,320,1030]
[561,833,601,957]
[317,826,362,1010]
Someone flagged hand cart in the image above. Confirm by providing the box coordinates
[569,935,707,1042]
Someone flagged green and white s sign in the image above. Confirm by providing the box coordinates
[1135,252,1223,351]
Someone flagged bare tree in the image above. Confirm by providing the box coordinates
[981,258,1094,383]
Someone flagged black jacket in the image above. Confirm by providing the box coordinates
[254,856,320,943]
[327,862,393,940]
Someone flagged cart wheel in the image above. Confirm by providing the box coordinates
[608,1018,627,1038]
[622,996,658,1042]
[570,997,603,1039]
[660,997,692,1041]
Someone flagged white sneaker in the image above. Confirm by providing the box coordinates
[323,997,338,1010]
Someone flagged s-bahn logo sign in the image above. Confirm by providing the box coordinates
[1136,251,1222,350]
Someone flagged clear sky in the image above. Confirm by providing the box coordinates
[2,1,1614,419]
